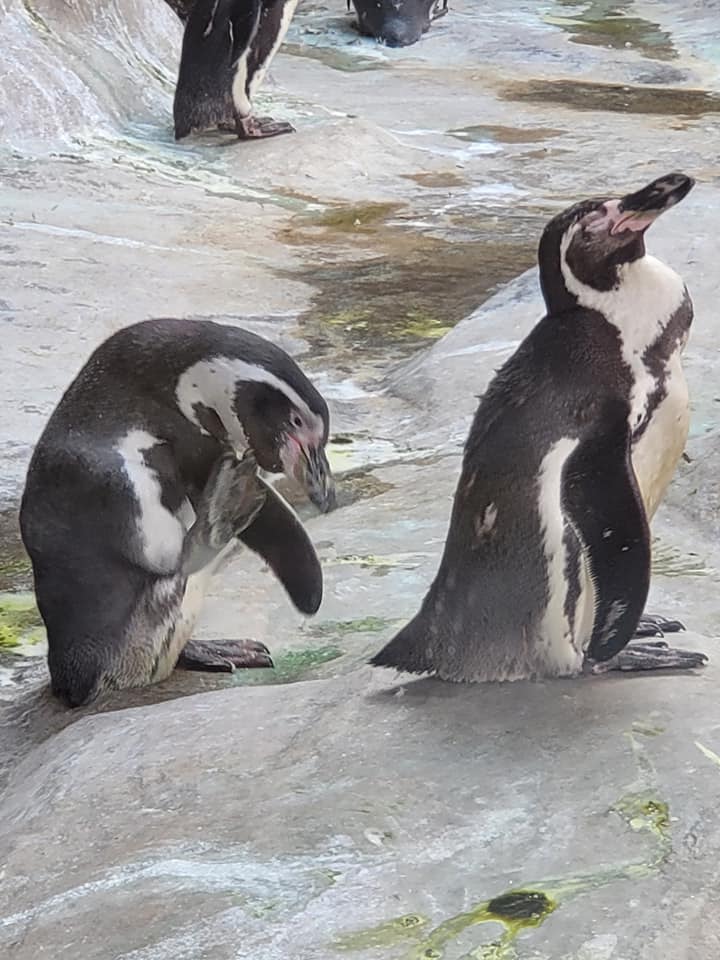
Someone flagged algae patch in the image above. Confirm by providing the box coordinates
[544,0,677,61]
[311,617,395,638]
[335,914,429,951]
[501,79,720,117]
[0,592,44,650]
[407,889,557,960]
[233,645,343,685]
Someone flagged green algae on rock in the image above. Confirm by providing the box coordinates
[232,645,344,685]
[0,592,44,649]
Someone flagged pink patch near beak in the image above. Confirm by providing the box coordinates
[585,198,658,237]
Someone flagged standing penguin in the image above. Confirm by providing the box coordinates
[348,0,448,48]
[372,173,708,682]
[173,0,299,141]
[20,319,335,708]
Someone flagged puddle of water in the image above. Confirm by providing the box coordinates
[544,0,677,61]
[502,78,720,116]
[402,172,468,189]
[280,203,537,362]
[282,41,386,73]
[448,124,566,145]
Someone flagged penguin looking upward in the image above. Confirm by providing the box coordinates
[20,319,335,708]
[372,173,708,683]
[173,0,299,141]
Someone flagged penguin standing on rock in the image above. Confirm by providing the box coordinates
[372,173,708,683]
[20,319,335,708]
[173,0,300,141]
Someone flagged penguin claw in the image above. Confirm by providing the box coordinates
[634,613,686,638]
[588,642,708,675]
[235,115,295,140]
[177,639,274,673]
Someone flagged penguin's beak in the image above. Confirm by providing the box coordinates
[302,444,336,513]
[281,437,336,513]
[590,173,695,237]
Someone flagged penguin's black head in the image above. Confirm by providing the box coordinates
[538,172,695,314]
[235,369,335,513]
[349,0,447,47]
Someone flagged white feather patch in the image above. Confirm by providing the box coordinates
[116,430,185,575]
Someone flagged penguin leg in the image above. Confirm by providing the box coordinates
[175,450,274,673]
[234,113,295,140]
[587,641,708,674]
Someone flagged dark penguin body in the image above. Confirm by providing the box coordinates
[20,319,335,708]
[349,0,448,47]
[173,0,299,141]
[372,173,707,682]
[165,0,195,19]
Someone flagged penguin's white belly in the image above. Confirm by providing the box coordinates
[535,438,594,676]
[631,355,690,521]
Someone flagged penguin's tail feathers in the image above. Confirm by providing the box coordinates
[369,615,435,676]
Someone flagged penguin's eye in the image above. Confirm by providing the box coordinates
[291,413,303,429]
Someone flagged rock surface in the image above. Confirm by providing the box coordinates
[1,1,720,958]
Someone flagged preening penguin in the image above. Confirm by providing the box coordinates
[372,172,708,682]
[20,319,335,708]
[173,0,299,141]
[348,0,448,47]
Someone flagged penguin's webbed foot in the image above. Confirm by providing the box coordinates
[235,115,295,140]
[177,638,274,673]
[634,612,685,638]
[588,640,708,674]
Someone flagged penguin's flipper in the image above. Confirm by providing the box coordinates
[564,420,651,664]
[237,479,323,615]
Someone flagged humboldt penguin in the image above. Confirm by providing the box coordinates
[348,0,448,47]
[372,172,708,682]
[20,318,335,708]
[173,0,299,141]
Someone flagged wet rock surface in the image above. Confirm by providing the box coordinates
[1,1,720,957]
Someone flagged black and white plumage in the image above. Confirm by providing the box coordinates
[348,0,448,48]
[173,0,299,141]
[372,172,708,682]
[20,318,335,708]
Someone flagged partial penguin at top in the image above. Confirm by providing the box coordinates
[372,173,708,683]
[348,0,449,47]
[173,0,301,141]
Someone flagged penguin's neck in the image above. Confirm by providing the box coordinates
[560,253,686,356]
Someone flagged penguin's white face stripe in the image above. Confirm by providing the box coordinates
[116,430,185,576]
[247,0,301,101]
[536,436,586,674]
[175,357,324,449]
[560,237,686,435]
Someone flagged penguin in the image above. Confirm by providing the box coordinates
[348,0,448,48]
[19,318,335,708]
[173,0,299,141]
[165,0,195,20]
[372,172,709,682]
